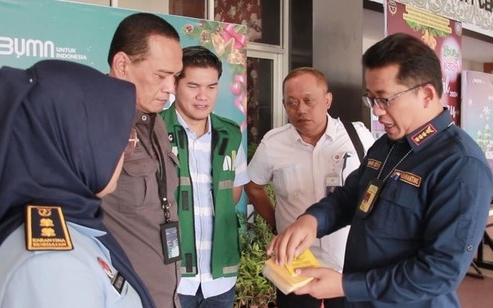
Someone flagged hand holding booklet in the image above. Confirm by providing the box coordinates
[262,248,321,294]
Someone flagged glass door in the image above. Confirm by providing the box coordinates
[245,50,285,161]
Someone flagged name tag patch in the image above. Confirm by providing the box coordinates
[392,169,422,187]
[367,159,381,170]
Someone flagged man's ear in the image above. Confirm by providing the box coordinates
[111,51,130,79]
[422,83,437,108]
[325,92,333,110]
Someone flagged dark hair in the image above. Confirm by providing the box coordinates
[362,32,443,96]
[178,45,222,81]
[107,13,180,65]
[282,67,329,93]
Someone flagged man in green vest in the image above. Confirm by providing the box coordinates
[160,45,249,308]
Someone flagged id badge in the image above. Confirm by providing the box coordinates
[325,174,340,196]
[356,178,384,219]
[160,221,181,264]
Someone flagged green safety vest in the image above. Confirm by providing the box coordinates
[160,104,242,278]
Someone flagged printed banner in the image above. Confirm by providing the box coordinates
[461,70,493,173]
[369,0,493,38]
[369,1,462,139]
[0,0,249,211]
[386,1,462,124]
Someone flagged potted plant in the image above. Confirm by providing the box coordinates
[235,184,277,308]
[235,214,276,308]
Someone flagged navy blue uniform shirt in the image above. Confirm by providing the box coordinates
[306,109,493,307]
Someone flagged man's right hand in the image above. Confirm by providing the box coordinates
[266,214,318,265]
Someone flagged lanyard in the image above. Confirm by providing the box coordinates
[152,132,171,223]
[377,144,413,181]
[136,115,172,224]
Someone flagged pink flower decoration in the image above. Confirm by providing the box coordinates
[221,24,246,50]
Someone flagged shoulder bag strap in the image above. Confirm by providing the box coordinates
[342,121,365,162]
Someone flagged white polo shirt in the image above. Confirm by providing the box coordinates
[248,115,374,271]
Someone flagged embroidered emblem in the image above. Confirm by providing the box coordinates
[367,159,381,170]
[39,218,54,227]
[25,205,73,251]
[411,124,437,146]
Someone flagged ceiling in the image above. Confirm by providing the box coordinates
[363,9,493,64]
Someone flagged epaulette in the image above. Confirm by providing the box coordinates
[25,205,73,251]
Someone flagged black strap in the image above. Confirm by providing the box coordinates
[137,115,171,223]
[152,132,171,223]
[342,121,365,162]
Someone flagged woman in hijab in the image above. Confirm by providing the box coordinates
[0,60,155,308]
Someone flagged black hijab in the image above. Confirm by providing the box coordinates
[0,60,155,308]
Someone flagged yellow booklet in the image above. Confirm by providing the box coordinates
[262,248,321,294]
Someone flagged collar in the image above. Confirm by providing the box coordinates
[134,110,156,125]
[289,113,331,145]
[175,109,211,137]
[405,108,453,152]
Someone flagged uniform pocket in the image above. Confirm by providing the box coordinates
[272,164,302,198]
[166,150,179,166]
[368,179,422,239]
[116,158,158,211]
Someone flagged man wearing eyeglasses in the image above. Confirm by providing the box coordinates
[268,33,493,307]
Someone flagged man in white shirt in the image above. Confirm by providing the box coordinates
[246,67,374,308]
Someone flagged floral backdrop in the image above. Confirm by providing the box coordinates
[182,20,248,131]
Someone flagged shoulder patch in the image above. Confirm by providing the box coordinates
[25,205,73,251]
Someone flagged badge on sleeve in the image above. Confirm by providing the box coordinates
[25,205,73,251]
[356,179,384,219]
[97,257,127,294]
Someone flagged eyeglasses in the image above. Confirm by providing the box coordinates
[362,82,429,109]
[124,129,139,156]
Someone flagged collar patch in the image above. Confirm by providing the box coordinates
[411,124,437,146]
[367,159,381,170]
[25,205,73,251]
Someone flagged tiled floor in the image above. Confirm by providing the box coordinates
[458,271,493,308]
[458,221,493,308]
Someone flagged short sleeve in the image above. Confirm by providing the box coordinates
[247,141,273,185]
[2,252,105,308]
[234,141,250,187]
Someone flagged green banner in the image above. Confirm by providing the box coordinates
[0,0,249,211]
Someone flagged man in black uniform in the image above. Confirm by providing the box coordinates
[268,33,493,307]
